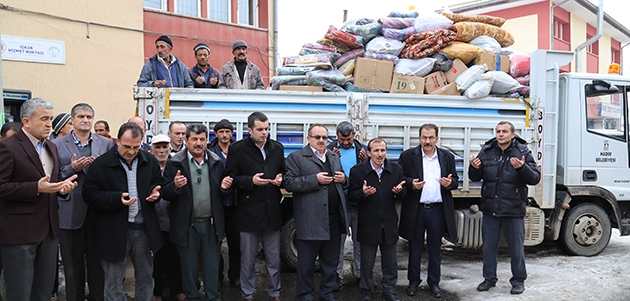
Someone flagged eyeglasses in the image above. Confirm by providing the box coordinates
[196,168,202,184]
[309,135,328,140]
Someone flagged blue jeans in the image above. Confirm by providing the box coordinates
[101,229,153,301]
[177,221,220,301]
[482,214,527,285]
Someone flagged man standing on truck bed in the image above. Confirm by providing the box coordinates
[189,43,221,89]
[137,35,193,88]
[469,121,540,295]
[220,40,265,90]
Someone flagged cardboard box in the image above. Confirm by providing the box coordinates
[354,57,394,91]
[474,50,510,73]
[431,82,459,96]
[390,74,425,94]
[445,59,468,83]
[279,85,323,92]
[424,71,448,94]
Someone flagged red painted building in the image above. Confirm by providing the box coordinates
[143,0,274,85]
[450,0,630,74]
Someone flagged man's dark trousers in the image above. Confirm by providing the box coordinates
[482,214,527,285]
[360,228,397,296]
[408,205,444,288]
[295,229,341,301]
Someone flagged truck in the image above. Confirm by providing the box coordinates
[134,50,630,269]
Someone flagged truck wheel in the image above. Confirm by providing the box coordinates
[560,203,612,256]
[280,218,298,271]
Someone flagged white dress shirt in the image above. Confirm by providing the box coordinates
[310,146,327,163]
[420,148,442,204]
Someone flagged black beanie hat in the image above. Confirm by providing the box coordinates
[155,35,173,47]
[52,113,71,136]
[214,119,234,132]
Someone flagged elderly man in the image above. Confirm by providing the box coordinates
[0,98,77,301]
[137,35,193,88]
[52,103,114,301]
[285,124,349,301]
[189,43,221,89]
[220,40,265,90]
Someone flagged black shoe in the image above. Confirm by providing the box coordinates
[477,280,496,292]
[382,292,400,301]
[406,285,418,297]
[334,276,344,291]
[429,285,442,299]
[511,283,525,294]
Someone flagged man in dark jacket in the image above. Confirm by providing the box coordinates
[327,121,367,287]
[224,112,285,301]
[469,121,540,295]
[398,124,459,299]
[189,43,221,89]
[349,138,406,301]
[137,35,193,88]
[162,124,232,300]
[285,124,349,301]
[82,122,164,301]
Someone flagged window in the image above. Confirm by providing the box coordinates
[144,0,166,10]
[238,0,258,26]
[612,48,621,64]
[209,0,230,22]
[585,84,626,141]
[586,34,599,55]
[553,18,569,42]
[175,0,200,17]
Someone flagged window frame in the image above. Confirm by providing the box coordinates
[208,0,232,23]
[584,85,627,143]
[144,0,168,11]
[237,0,259,27]
[174,0,202,18]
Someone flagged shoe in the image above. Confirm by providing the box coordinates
[406,285,418,297]
[335,276,345,291]
[382,292,401,301]
[429,285,442,299]
[477,280,496,292]
[511,283,525,295]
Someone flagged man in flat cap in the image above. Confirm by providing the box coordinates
[137,35,193,88]
[189,43,221,89]
[220,40,265,90]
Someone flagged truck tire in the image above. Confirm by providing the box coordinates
[560,203,612,256]
[280,218,298,271]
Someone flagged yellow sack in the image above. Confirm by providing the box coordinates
[453,22,514,47]
[339,59,356,76]
[442,12,506,27]
[441,42,482,64]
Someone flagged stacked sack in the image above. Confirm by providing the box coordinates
[272,9,531,99]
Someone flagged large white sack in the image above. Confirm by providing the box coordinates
[456,64,487,91]
[464,74,495,99]
[395,58,436,76]
[414,11,453,33]
[366,37,405,56]
[486,71,520,94]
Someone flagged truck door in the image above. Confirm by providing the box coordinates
[581,81,630,201]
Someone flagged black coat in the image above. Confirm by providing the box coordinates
[398,147,459,242]
[162,150,231,247]
[468,137,540,217]
[349,160,405,245]
[225,138,285,232]
[82,149,164,262]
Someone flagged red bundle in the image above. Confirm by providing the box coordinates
[400,29,456,59]
[324,26,363,50]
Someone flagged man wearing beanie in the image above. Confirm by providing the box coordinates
[137,35,193,88]
[189,43,221,89]
[51,112,73,139]
[219,40,265,90]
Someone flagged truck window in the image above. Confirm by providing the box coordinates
[585,86,626,142]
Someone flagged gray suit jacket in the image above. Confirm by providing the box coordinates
[284,145,349,241]
[53,133,114,229]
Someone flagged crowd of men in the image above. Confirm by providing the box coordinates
[0,34,540,301]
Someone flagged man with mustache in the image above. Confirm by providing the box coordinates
[137,35,193,88]
[398,123,459,299]
[189,43,221,89]
[219,40,265,90]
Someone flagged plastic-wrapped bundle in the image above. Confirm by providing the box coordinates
[509,53,530,77]
[382,26,416,41]
[325,26,364,49]
[395,58,436,77]
[271,75,307,90]
[365,51,399,63]
[464,74,494,99]
[301,43,337,53]
[388,11,419,18]
[455,64,487,91]
[442,12,506,27]
[431,53,453,72]
[515,75,530,86]
[400,29,456,59]
[453,22,514,47]
[276,66,315,76]
[486,71,520,94]
[339,59,356,76]
[334,48,364,68]
[306,78,346,92]
[283,53,334,68]
[317,38,353,53]
[342,19,382,41]
[306,69,347,85]
[441,42,482,64]
[366,37,405,56]
[379,17,416,29]
[469,36,502,53]
[414,11,453,33]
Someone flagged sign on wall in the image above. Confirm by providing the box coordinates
[0,35,65,65]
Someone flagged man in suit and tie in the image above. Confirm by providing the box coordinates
[398,123,459,299]
[52,103,114,301]
[0,98,78,301]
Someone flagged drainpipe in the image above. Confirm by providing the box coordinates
[574,0,603,72]
[549,0,572,50]
[271,0,278,76]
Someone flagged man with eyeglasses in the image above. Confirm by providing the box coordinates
[162,124,232,300]
[285,124,349,301]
